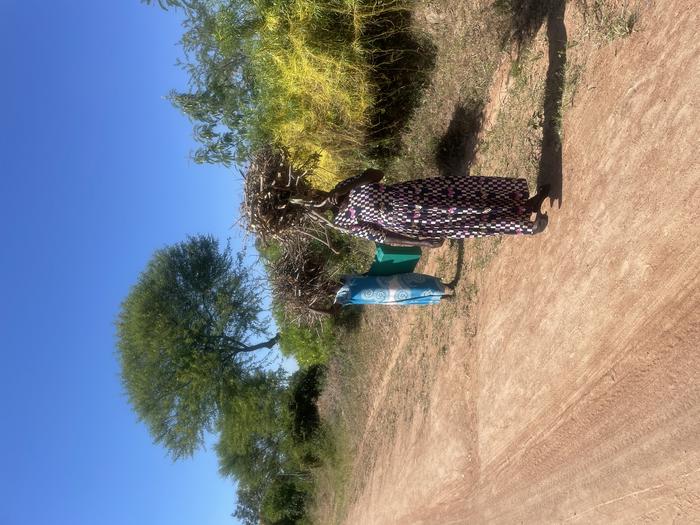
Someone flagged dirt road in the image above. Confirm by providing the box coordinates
[341,1,700,523]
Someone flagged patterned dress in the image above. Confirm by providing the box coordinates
[334,273,447,306]
[333,175,536,243]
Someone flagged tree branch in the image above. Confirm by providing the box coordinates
[236,334,280,353]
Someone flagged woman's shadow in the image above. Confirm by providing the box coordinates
[436,1,567,208]
[537,0,566,208]
[430,0,567,287]
[433,103,482,288]
[507,0,567,207]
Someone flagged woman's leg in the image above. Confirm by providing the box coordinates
[532,212,549,234]
[525,184,551,213]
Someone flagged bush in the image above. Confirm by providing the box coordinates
[239,0,373,189]
[162,0,432,188]
[277,315,335,367]
[288,365,324,441]
[260,477,311,525]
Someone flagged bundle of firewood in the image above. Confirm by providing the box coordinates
[242,147,344,322]
[241,147,339,250]
[266,234,339,325]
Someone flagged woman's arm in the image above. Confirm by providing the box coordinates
[350,220,444,248]
[330,168,384,200]
[383,232,444,248]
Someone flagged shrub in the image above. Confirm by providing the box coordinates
[160,0,432,188]
[260,477,311,525]
[238,0,373,189]
[276,315,335,367]
[287,365,324,442]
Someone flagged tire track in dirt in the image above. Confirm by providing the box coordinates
[462,0,700,521]
[472,0,699,471]
[347,308,421,498]
[457,290,700,523]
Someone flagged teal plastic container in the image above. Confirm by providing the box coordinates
[367,244,422,275]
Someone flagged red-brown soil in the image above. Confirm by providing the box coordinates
[339,1,699,523]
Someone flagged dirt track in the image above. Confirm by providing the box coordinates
[341,1,700,523]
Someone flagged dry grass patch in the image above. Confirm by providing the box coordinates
[308,308,400,524]
[575,0,639,43]
[384,0,513,182]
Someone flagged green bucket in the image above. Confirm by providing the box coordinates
[367,244,422,276]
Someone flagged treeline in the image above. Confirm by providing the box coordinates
[218,365,327,524]
[117,235,337,523]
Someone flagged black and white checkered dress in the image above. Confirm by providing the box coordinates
[333,175,536,243]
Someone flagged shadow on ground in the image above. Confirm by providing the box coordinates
[501,0,567,206]
[436,103,485,178]
[538,0,567,208]
[446,240,466,288]
[335,305,364,330]
[433,1,566,204]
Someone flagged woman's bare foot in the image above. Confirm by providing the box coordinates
[532,212,549,234]
[525,184,551,213]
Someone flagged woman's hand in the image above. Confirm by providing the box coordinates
[326,193,339,207]
[419,238,445,248]
[383,233,445,248]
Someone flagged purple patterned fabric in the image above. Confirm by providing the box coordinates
[333,175,536,243]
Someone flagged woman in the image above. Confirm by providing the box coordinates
[334,273,454,307]
[322,169,550,247]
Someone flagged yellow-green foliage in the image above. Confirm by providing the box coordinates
[278,319,335,367]
[251,0,368,189]
[216,0,411,189]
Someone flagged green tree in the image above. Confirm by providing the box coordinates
[218,374,304,525]
[144,0,259,165]
[233,483,267,525]
[216,370,288,484]
[220,367,324,524]
[260,477,309,524]
[116,235,279,459]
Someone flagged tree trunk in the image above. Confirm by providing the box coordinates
[238,333,280,352]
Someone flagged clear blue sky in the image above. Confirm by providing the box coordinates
[0,2,267,524]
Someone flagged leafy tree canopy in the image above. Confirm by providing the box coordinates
[220,366,324,524]
[216,369,289,484]
[144,0,261,166]
[116,234,279,458]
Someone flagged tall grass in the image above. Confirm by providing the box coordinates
[213,0,420,189]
